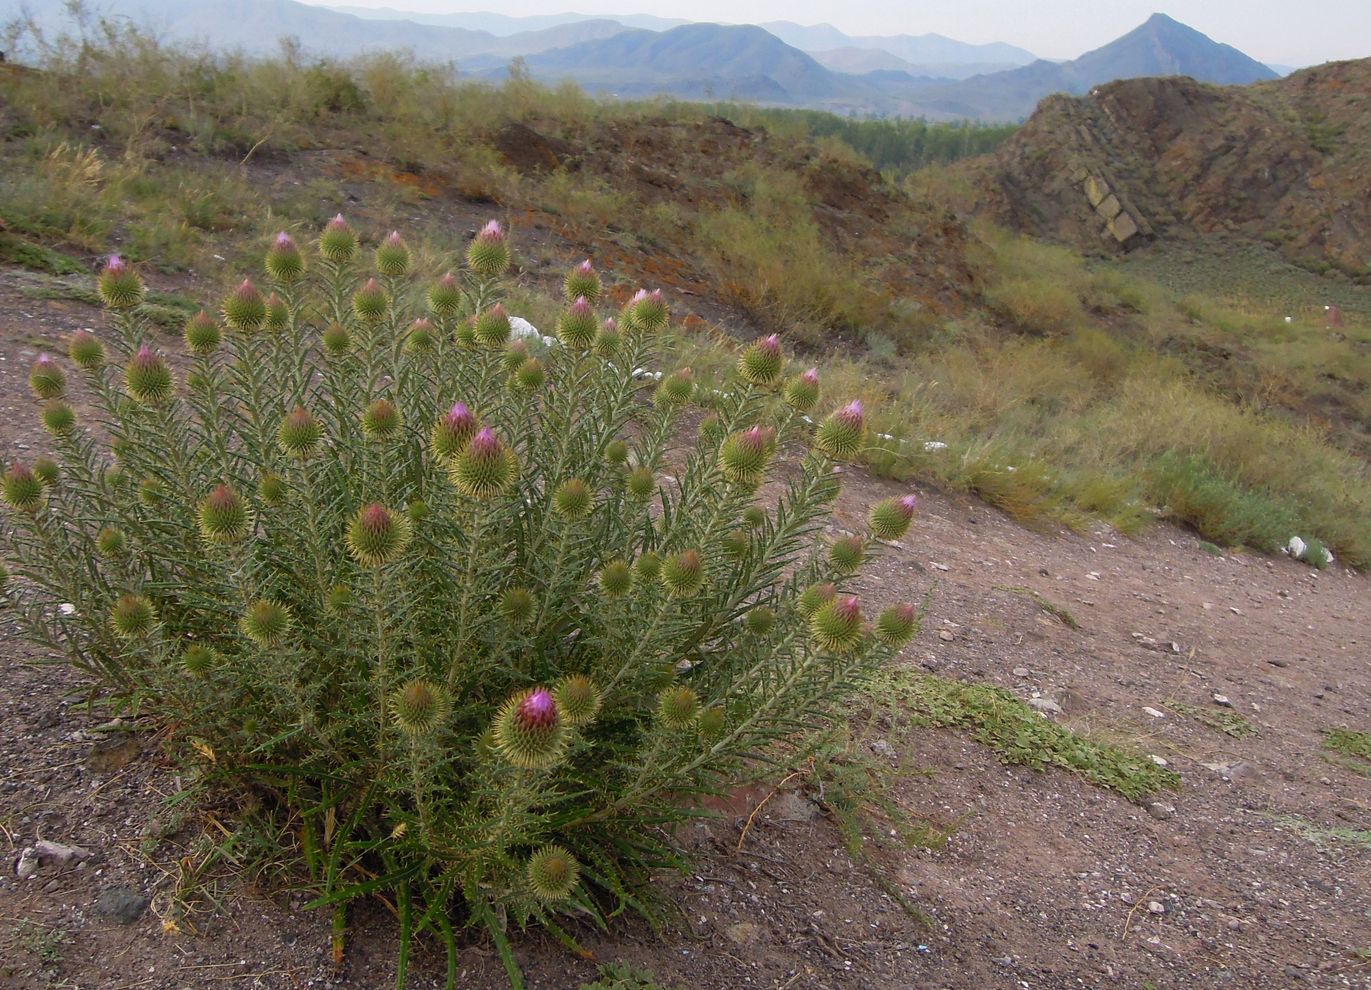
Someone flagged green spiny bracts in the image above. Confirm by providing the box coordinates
[32,457,58,487]
[501,339,530,374]
[742,505,767,529]
[319,214,357,263]
[493,687,567,770]
[180,643,218,676]
[474,303,511,348]
[198,483,254,545]
[698,705,726,738]
[512,357,545,394]
[810,595,864,653]
[720,426,776,489]
[96,526,126,558]
[183,310,221,356]
[721,528,750,560]
[553,478,593,520]
[362,398,402,441]
[626,466,656,500]
[467,219,510,279]
[346,503,412,568]
[744,605,776,635]
[125,346,174,406]
[737,333,784,387]
[605,439,629,466]
[698,414,724,447]
[68,330,105,371]
[564,259,601,304]
[827,534,866,575]
[869,494,918,542]
[654,368,694,408]
[40,400,76,438]
[556,297,597,350]
[598,559,632,597]
[594,317,622,358]
[453,317,477,348]
[278,406,323,459]
[259,472,286,506]
[375,230,411,278]
[223,278,267,333]
[430,402,477,461]
[322,322,351,357]
[661,549,705,597]
[405,319,436,354]
[554,674,602,727]
[97,255,144,309]
[450,427,517,500]
[2,463,44,513]
[500,587,536,626]
[814,400,866,460]
[783,367,821,413]
[28,354,65,400]
[240,599,292,648]
[325,584,353,614]
[797,582,836,620]
[263,292,290,334]
[630,288,668,333]
[875,603,919,647]
[407,500,429,523]
[656,684,700,730]
[391,678,449,737]
[110,594,156,640]
[352,278,388,322]
[525,845,580,903]
[265,231,305,284]
[427,272,462,318]
[138,477,164,507]
[633,551,662,582]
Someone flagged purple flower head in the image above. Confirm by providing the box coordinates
[35,353,55,370]
[898,494,918,516]
[569,296,593,318]
[630,289,649,305]
[437,271,458,290]
[834,596,862,621]
[274,231,296,250]
[837,400,864,428]
[602,317,617,333]
[759,334,781,355]
[576,259,594,275]
[469,426,499,456]
[446,402,475,429]
[478,219,505,242]
[326,214,348,231]
[801,367,820,385]
[517,688,557,728]
[103,254,126,275]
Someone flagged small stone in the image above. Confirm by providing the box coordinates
[33,840,91,868]
[769,791,819,823]
[1212,693,1232,708]
[930,562,950,572]
[15,847,40,879]
[1149,755,1169,767]
[1028,697,1063,716]
[1013,667,1030,678]
[938,629,955,643]
[725,921,761,946]
[1143,707,1166,718]
[92,885,150,924]
[1148,901,1166,915]
[1230,607,1242,615]
[1147,802,1175,821]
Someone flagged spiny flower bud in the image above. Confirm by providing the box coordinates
[32,457,58,487]
[474,304,511,348]
[407,499,429,523]
[626,466,656,500]
[564,259,601,303]
[319,214,357,263]
[29,354,65,400]
[199,483,253,545]
[322,321,351,357]
[392,678,449,736]
[698,413,724,447]
[450,427,516,500]
[96,526,126,557]
[278,406,322,458]
[110,593,156,639]
[556,296,597,350]
[467,219,510,279]
[223,278,267,333]
[263,292,289,334]
[352,278,388,322]
[797,582,836,620]
[554,674,602,727]
[661,549,705,597]
[598,559,632,597]
[181,643,218,675]
[259,472,286,506]
[632,288,668,333]
[493,687,566,769]
[699,705,726,738]
[265,231,305,283]
[869,494,918,541]
[605,439,629,466]
[737,333,784,387]
[721,528,750,560]
[512,357,545,393]
[811,595,864,653]
[125,346,174,405]
[501,339,530,374]
[183,310,221,356]
[720,426,775,488]
[362,398,401,440]
[526,845,580,903]
[138,476,164,506]
[634,551,662,582]
[657,684,700,730]
[784,367,821,413]
[68,330,105,370]
[240,599,291,648]
[744,605,776,635]
[875,603,919,646]
[427,272,462,318]
[430,402,477,461]
[453,317,477,348]
[500,587,536,626]
[374,230,411,277]
[594,317,622,358]
[654,368,694,408]
[97,254,144,309]
[325,584,352,613]
[815,400,866,459]
[40,399,76,437]
[346,503,412,568]
[553,478,593,519]
[742,505,767,528]
[828,534,866,575]
[405,318,435,354]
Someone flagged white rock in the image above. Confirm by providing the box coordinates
[1212,693,1232,708]
[1287,536,1308,558]
[1149,755,1169,767]
[58,602,76,615]
[1143,707,1166,718]
[923,441,948,452]
[1028,697,1063,716]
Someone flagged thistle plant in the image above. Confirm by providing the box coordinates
[0,219,923,989]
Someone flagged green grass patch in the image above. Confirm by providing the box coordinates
[17,274,199,331]
[1323,729,1371,777]
[1168,702,1258,739]
[0,232,87,275]
[581,963,676,990]
[1146,450,1301,553]
[1266,813,1371,850]
[993,586,1081,630]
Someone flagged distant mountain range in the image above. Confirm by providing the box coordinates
[3,2,1281,120]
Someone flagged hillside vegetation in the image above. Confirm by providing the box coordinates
[1,27,1368,565]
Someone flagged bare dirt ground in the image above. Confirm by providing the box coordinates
[1,272,1368,990]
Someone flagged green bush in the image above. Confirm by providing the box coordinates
[0,221,922,988]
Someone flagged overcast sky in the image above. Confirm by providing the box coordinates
[302,1,1369,66]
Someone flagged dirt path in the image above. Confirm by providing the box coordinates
[1,276,1367,989]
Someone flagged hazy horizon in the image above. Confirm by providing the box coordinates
[298,0,1369,67]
